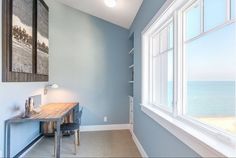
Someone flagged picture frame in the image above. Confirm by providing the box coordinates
[37,0,49,76]
[2,0,49,82]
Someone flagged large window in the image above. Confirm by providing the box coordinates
[150,20,174,111]
[142,0,236,156]
[183,0,236,137]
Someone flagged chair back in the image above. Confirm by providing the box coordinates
[78,107,83,125]
[74,106,83,125]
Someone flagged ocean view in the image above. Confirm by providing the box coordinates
[187,81,236,117]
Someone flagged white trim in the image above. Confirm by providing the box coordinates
[80,124,131,132]
[141,105,236,157]
[142,0,189,110]
[142,0,175,35]
[130,131,148,158]
[226,0,231,21]
[184,19,236,44]
[129,96,134,125]
[19,136,44,158]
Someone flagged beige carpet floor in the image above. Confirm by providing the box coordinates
[24,130,141,158]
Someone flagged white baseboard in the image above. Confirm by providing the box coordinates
[80,124,131,132]
[19,136,44,158]
[130,130,148,158]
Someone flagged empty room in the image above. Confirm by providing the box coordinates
[0,0,236,157]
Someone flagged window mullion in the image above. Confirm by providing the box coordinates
[158,35,161,106]
[200,0,204,33]
[177,7,185,116]
[150,37,154,105]
[173,11,178,117]
[227,0,231,21]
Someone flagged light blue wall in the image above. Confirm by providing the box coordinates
[0,0,201,157]
[0,0,130,156]
[0,88,44,157]
[0,1,47,157]
[44,0,130,125]
[129,0,200,157]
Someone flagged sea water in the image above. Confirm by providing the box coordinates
[166,81,236,117]
[186,81,236,117]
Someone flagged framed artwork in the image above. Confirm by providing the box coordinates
[12,0,33,74]
[2,0,49,82]
[37,0,49,75]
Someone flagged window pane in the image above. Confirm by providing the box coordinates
[153,56,161,105]
[204,0,227,31]
[160,50,173,110]
[152,34,159,56]
[185,23,236,135]
[231,0,236,19]
[168,23,174,49]
[152,21,174,111]
[167,50,174,109]
[160,27,168,52]
[185,2,201,40]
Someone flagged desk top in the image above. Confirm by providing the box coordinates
[6,103,79,123]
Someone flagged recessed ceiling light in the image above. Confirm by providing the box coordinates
[104,0,117,8]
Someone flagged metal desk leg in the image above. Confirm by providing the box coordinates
[55,119,61,158]
[4,122,11,158]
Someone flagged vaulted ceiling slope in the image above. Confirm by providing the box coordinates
[56,0,143,29]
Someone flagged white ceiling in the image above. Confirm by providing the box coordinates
[56,0,143,29]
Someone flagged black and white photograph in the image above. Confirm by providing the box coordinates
[12,0,33,73]
[37,0,49,75]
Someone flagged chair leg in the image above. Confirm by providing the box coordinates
[74,130,78,155]
[77,130,80,146]
[54,132,57,157]
[60,132,63,146]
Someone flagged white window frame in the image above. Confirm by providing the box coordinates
[149,18,174,113]
[230,0,236,20]
[141,0,236,157]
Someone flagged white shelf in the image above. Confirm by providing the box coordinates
[129,81,134,83]
[129,48,134,54]
[129,64,134,69]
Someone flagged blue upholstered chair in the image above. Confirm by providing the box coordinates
[54,106,83,155]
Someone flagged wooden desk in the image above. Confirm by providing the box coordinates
[4,103,79,158]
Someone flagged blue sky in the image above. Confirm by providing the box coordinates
[185,0,236,81]
[186,23,236,81]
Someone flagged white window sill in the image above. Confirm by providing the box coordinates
[141,104,236,157]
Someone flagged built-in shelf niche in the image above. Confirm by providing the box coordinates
[128,33,134,97]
